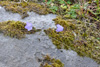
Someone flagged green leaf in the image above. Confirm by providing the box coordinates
[59,1,65,4]
[50,6,58,11]
[51,10,56,13]
[43,0,45,2]
[71,4,80,9]
[71,14,77,18]
[47,0,52,5]
[67,0,71,4]
[97,38,100,40]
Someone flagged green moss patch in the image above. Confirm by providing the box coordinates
[0,20,41,39]
[0,1,50,19]
[44,16,100,64]
[40,55,64,67]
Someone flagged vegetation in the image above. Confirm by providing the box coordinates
[0,21,41,39]
[40,55,64,67]
[0,0,100,65]
[44,16,100,64]
[43,0,100,64]
[0,1,50,19]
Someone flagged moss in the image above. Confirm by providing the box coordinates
[53,16,76,30]
[40,55,64,67]
[0,1,50,19]
[43,63,52,67]
[45,29,74,49]
[0,20,41,39]
[44,17,75,49]
[44,16,100,64]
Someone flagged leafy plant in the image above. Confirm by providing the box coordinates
[67,0,71,4]
[58,0,66,4]
[96,0,100,13]
[49,5,58,13]
[66,4,81,19]
[43,0,70,13]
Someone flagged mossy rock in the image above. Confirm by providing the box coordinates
[44,16,76,49]
[0,1,50,19]
[0,20,41,39]
[40,55,64,67]
[44,16,100,64]
[44,28,74,49]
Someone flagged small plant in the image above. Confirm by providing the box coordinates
[43,0,69,13]
[65,4,81,19]
[96,0,99,11]
[40,55,64,67]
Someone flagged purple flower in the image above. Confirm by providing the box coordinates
[56,24,64,32]
[25,22,33,31]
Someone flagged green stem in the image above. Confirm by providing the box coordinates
[96,0,100,13]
